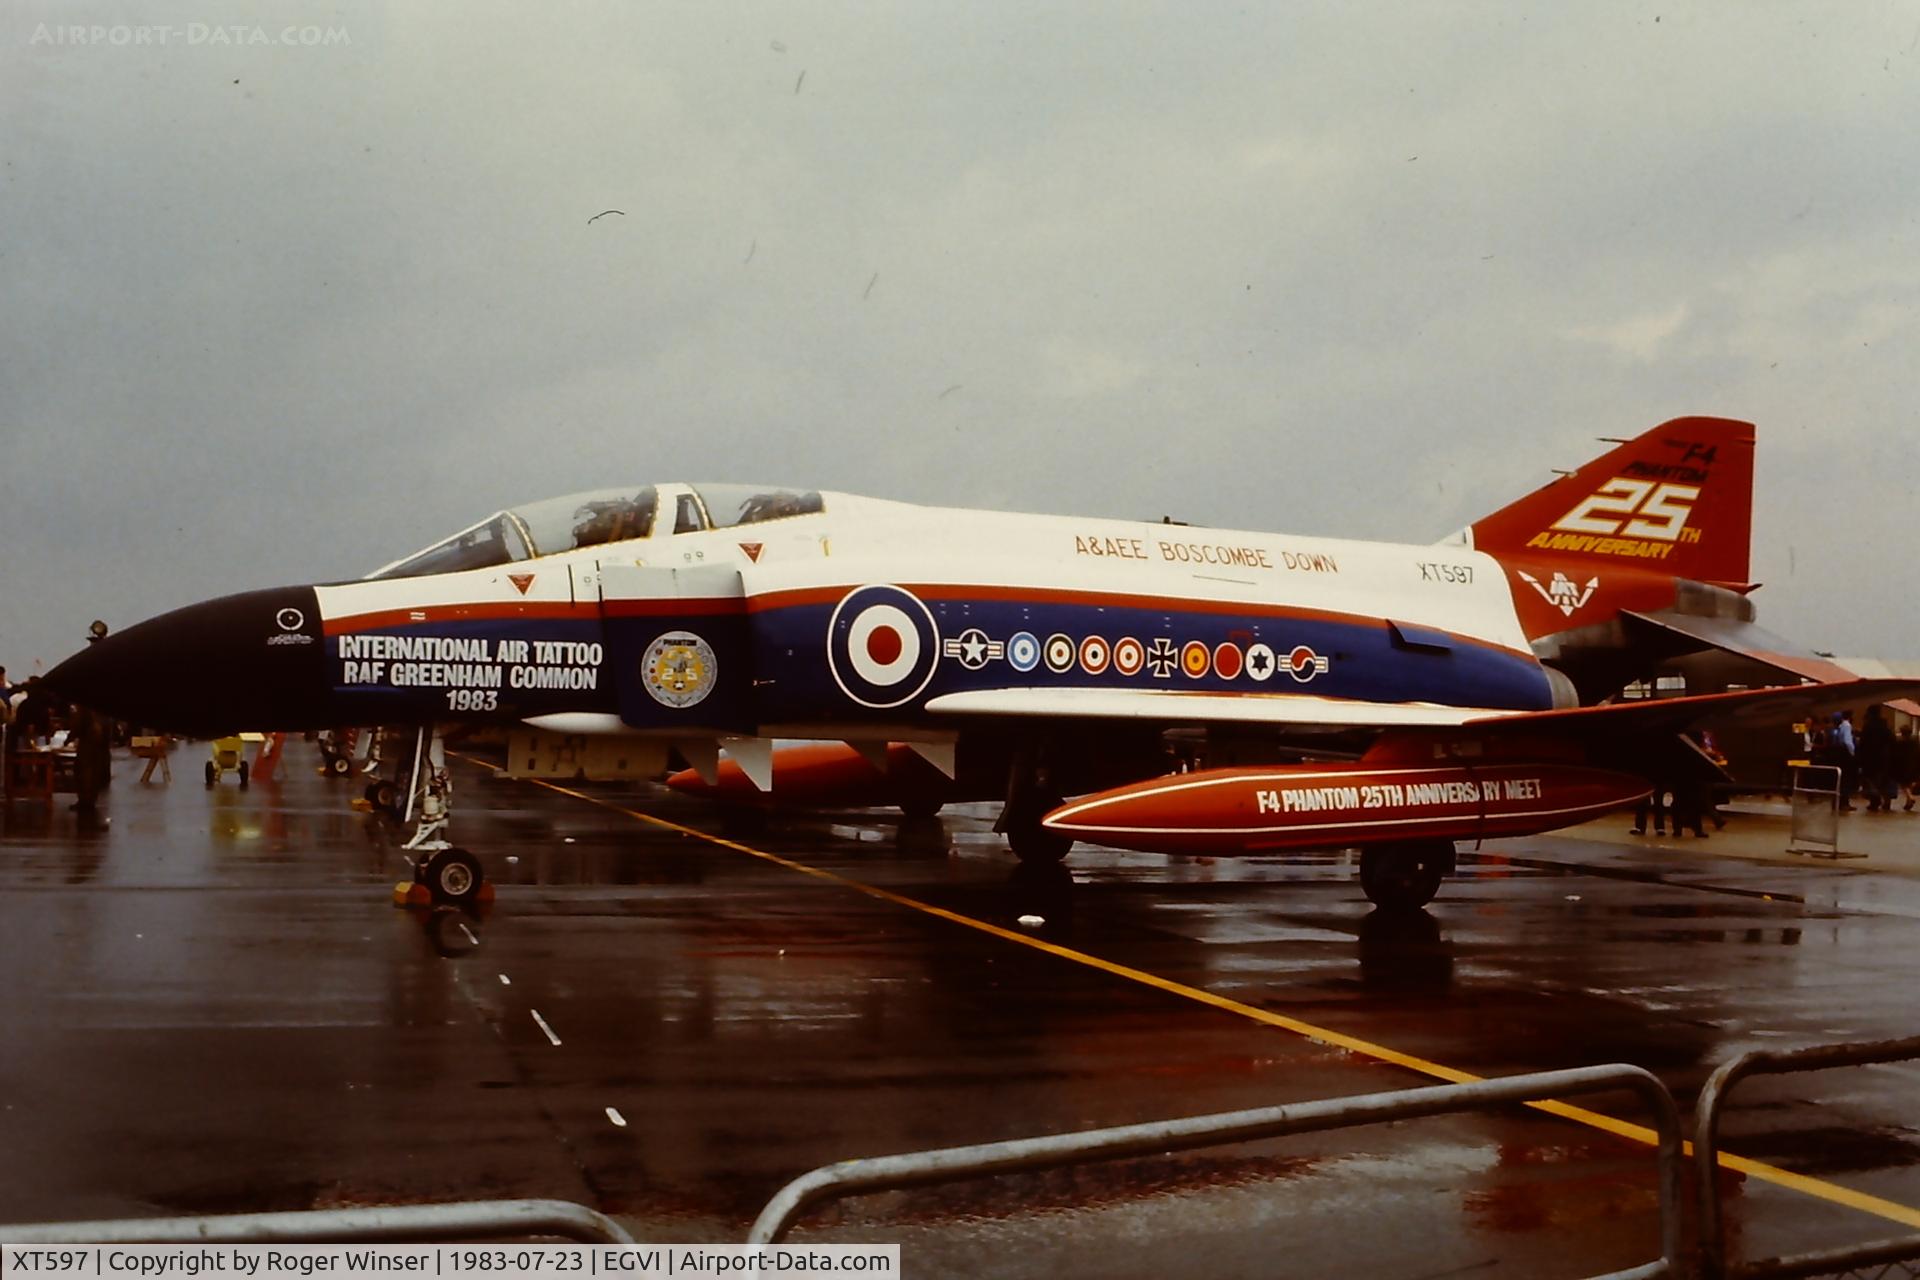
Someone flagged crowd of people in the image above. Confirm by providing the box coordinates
[1626,707,1920,838]
[1630,731,1729,838]
[0,666,60,748]
[1,665,115,811]
[1810,707,1920,813]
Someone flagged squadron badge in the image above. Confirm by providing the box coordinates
[642,632,717,709]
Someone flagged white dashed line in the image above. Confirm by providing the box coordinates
[605,1107,627,1127]
[458,924,479,946]
[498,974,511,986]
[531,1009,562,1047]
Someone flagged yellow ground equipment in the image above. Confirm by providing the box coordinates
[205,733,265,788]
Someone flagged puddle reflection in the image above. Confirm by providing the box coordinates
[1357,908,1454,991]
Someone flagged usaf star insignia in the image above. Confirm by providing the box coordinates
[942,627,1003,671]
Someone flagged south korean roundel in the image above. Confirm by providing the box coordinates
[827,585,941,708]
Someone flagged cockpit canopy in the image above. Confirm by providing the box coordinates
[368,484,825,580]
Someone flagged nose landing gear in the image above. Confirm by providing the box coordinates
[415,846,484,908]
[384,726,493,910]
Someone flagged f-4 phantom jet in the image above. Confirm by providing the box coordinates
[50,419,1916,909]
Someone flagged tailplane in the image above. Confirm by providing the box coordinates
[1459,416,1754,587]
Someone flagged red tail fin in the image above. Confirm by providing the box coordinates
[1465,416,1754,586]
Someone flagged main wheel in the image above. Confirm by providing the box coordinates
[899,796,945,821]
[1004,793,1073,865]
[204,761,216,787]
[327,754,353,778]
[1359,842,1450,911]
[237,760,249,788]
[421,848,483,907]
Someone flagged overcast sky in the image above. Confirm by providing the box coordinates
[3,2,1916,673]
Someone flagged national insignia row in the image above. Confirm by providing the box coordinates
[944,626,1329,683]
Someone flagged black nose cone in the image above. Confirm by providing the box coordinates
[46,586,332,735]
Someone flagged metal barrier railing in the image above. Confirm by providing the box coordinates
[749,1063,1686,1279]
[9,1039,1918,1275]
[1696,1036,1920,1280]
[1787,764,1853,859]
[0,1199,634,1245]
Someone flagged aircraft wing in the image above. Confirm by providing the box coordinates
[925,678,1920,740]
[1465,677,1920,738]
[1622,610,1860,683]
[1624,612,1920,717]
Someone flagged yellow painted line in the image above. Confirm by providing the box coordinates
[485,762,1920,1232]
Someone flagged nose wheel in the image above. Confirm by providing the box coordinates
[414,847,484,907]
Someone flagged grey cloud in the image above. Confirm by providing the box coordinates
[2,1,1915,669]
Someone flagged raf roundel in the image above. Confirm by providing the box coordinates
[827,585,941,709]
[643,632,718,709]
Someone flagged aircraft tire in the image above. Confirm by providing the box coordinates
[369,780,398,812]
[898,797,945,820]
[327,754,353,778]
[204,761,216,788]
[238,760,249,788]
[1359,842,1449,911]
[423,848,483,906]
[1005,796,1072,865]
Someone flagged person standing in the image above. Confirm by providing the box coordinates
[69,704,111,812]
[1632,772,1670,836]
[1895,725,1919,813]
[12,677,56,747]
[1859,707,1896,812]
[1832,711,1858,811]
[1667,772,1710,838]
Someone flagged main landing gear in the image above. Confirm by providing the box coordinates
[357,727,410,814]
[1358,840,1455,912]
[997,752,1074,866]
[386,726,489,910]
[317,728,358,778]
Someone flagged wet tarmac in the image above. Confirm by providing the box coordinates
[4,744,1920,1276]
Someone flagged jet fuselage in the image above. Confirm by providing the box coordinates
[53,494,1570,738]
